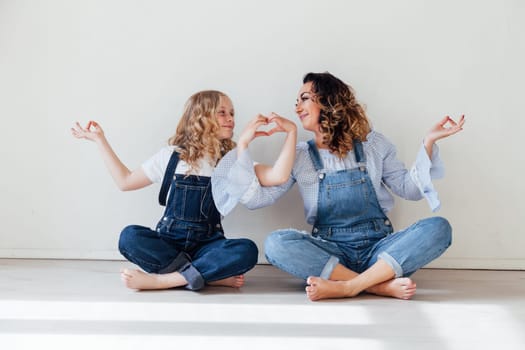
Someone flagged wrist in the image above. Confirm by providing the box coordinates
[94,135,108,146]
[237,142,249,152]
[423,137,435,147]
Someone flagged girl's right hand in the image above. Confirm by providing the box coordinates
[71,121,105,142]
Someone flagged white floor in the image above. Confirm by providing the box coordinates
[1,259,524,350]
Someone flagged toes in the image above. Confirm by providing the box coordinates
[121,272,131,278]
[121,268,136,277]
[307,292,319,301]
[306,276,318,285]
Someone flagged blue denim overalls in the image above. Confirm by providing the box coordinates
[264,140,452,280]
[119,151,258,290]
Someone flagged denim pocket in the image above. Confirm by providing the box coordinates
[172,183,211,222]
[323,177,370,218]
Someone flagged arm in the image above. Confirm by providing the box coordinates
[71,121,152,191]
[237,113,297,186]
[212,147,296,216]
[382,114,465,211]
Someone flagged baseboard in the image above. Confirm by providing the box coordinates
[1,249,523,270]
[0,249,123,260]
[425,258,525,270]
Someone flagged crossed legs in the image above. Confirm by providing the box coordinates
[120,269,245,290]
[265,217,451,301]
[305,260,416,301]
[118,226,258,291]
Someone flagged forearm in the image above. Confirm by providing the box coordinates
[95,137,133,190]
[255,129,297,186]
[267,129,297,184]
[423,137,435,159]
[237,139,249,156]
[72,121,151,191]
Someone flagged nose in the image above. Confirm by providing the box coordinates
[295,103,302,114]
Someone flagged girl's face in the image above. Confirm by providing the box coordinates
[295,82,321,132]
[215,96,235,140]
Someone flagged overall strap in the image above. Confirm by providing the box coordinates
[158,151,180,206]
[307,139,324,171]
[353,141,366,163]
[308,139,365,168]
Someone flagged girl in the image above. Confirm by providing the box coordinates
[72,90,295,291]
[212,73,465,301]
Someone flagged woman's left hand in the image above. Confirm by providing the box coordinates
[266,112,297,135]
[237,113,296,152]
[423,114,465,156]
[426,114,465,142]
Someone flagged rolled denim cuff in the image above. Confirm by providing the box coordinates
[378,252,403,277]
[319,255,340,279]
[179,263,205,291]
[158,252,191,274]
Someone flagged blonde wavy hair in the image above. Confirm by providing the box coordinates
[168,90,236,173]
[303,72,371,158]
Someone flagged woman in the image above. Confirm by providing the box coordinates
[212,72,465,301]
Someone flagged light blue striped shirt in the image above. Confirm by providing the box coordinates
[212,130,444,224]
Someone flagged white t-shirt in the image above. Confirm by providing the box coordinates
[141,146,215,183]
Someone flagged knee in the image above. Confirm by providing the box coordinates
[428,216,452,247]
[226,238,259,268]
[241,239,259,266]
[118,225,139,254]
[264,229,301,261]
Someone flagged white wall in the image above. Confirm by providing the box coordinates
[1,0,523,269]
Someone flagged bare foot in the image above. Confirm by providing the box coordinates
[120,268,188,290]
[366,277,416,300]
[207,275,245,288]
[306,276,417,301]
[305,276,358,301]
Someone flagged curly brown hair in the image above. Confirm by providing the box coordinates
[303,72,371,158]
[168,90,235,173]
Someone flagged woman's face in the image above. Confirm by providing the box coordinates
[215,96,235,140]
[295,81,321,132]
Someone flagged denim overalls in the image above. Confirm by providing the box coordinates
[119,151,258,290]
[265,140,452,280]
